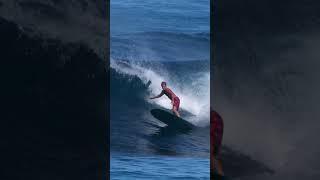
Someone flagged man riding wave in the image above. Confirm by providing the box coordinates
[150,81,181,118]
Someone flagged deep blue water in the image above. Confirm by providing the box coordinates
[111,0,209,35]
[111,154,209,180]
[110,0,210,179]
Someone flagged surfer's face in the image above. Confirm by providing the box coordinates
[161,84,166,89]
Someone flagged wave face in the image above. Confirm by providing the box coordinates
[111,59,210,124]
[110,59,210,156]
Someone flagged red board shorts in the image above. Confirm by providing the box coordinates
[173,97,180,111]
[211,110,224,160]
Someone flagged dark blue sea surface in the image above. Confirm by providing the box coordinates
[111,154,209,180]
[110,0,210,179]
[111,0,209,35]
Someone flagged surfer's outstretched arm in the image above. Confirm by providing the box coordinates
[150,91,164,99]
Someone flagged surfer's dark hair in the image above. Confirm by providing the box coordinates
[161,81,166,86]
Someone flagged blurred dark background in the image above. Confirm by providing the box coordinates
[212,0,320,179]
[0,0,109,179]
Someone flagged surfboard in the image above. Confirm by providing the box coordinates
[150,109,194,130]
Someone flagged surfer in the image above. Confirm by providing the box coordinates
[150,81,181,118]
[211,108,224,178]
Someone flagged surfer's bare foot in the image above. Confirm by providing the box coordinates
[173,108,180,118]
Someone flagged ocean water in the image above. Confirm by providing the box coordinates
[111,0,210,35]
[110,0,210,179]
[111,155,209,180]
